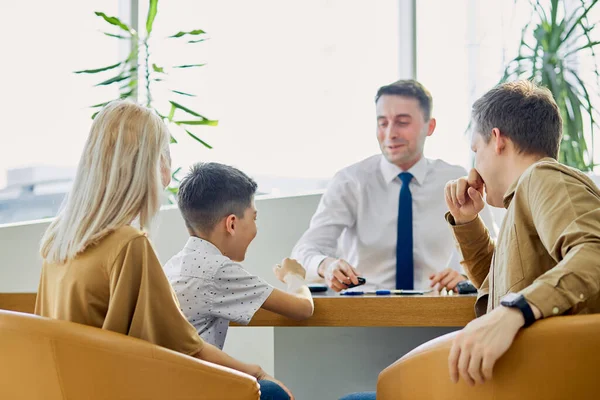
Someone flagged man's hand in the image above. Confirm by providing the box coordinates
[448,306,525,385]
[445,169,486,225]
[256,371,295,400]
[273,258,306,283]
[318,258,360,292]
[429,268,466,291]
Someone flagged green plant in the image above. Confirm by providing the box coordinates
[74,0,217,150]
[500,0,600,171]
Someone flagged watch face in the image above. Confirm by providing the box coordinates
[501,292,520,305]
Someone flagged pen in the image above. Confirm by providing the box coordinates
[339,290,393,296]
[340,289,434,296]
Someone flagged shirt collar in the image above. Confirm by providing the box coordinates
[379,155,429,186]
[184,236,223,255]
[502,157,556,208]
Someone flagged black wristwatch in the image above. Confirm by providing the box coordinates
[500,293,536,328]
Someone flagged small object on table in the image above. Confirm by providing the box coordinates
[308,284,328,293]
[456,280,478,294]
[344,276,366,289]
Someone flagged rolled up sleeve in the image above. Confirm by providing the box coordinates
[446,213,495,288]
[292,171,358,281]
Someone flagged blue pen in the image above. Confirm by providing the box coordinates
[340,290,393,296]
[340,289,431,296]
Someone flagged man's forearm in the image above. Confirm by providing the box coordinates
[194,343,263,378]
[317,257,336,278]
[446,213,495,287]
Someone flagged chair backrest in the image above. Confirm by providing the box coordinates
[378,313,600,399]
[0,310,259,400]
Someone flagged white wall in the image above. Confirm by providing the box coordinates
[0,192,321,292]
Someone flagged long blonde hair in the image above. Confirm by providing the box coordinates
[40,100,170,264]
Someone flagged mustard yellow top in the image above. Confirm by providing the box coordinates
[35,225,204,356]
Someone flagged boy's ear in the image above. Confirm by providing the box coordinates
[225,214,237,235]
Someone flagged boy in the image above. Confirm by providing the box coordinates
[165,162,314,349]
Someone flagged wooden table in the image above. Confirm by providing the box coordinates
[245,293,475,327]
[0,292,476,327]
[0,293,36,314]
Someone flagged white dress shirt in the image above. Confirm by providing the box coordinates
[292,155,497,291]
[164,237,274,349]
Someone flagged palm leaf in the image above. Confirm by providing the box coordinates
[172,90,196,97]
[169,101,206,118]
[176,119,219,126]
[184,130,213,149]
[563,0,599,42]
[564,41,600,58]
[499,0,600,171]
[90,101,112,108]
[169,29,205,38]
[120,90,134,99]
[94,12,135,34]
[146,0,159,34]
[171,167,182,182]
[104,32,129,39]
[167,103,176,121]
[550,0,559,25]
[173,64,206,69]
[95,74,129,86]
[569,68,598,167]
[74,62,122,74]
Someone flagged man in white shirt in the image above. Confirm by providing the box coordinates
[292,80,496,292]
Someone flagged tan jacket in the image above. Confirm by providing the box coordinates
[35,225,204,356]
[448,158,600,318]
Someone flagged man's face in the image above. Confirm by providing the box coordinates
[228,200,258,262]
[376,95,434,169]
[471,129,505,207]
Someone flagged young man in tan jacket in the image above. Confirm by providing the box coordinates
[445,80,600,386]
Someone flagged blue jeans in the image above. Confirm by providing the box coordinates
[259,380,290,400]
[339,392,377,400]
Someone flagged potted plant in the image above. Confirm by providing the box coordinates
[499,0,600,172]
[74,0,216,195]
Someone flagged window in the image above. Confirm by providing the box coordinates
[146,0,400,187]
[1,0,401,223]
[417,0,530,169]
[0,1,118,224]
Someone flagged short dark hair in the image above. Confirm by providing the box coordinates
[375,79,433,121]
[472,80,562,158]
[178,162,258,233]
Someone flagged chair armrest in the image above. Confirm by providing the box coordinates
[378,314,600,400]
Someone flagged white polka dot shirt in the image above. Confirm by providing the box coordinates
[164,237,274,349]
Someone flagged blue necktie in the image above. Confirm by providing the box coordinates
[396,172,414,289]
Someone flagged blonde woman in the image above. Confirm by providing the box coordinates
[35,101,292,400]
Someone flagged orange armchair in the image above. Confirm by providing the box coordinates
[378,314,600,399]
[0,310,259,400]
